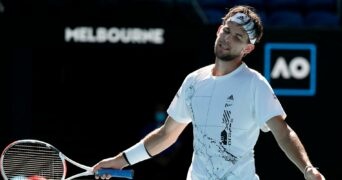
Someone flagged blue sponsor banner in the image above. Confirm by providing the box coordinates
[264,43,316,96]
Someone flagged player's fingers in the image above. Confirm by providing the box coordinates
[99,174,111,180]
[100,174,106,180]
[94,175,99,179]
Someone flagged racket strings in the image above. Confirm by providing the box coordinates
[2,142,64,179]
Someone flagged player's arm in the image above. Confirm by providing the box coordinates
[93,116,188,176]
[143,115,188,156]
[266,116,325,180]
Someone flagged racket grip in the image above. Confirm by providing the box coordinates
[96,168,134,179]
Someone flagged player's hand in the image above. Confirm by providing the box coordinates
[304,166,325,180]
[93,157,118,179]
[93,153,129,179]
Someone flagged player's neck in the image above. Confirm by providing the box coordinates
[213,59,242,76]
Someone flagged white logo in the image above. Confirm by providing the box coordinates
[65,27,165,44]
[271,56,310,80]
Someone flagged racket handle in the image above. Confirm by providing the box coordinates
[96,168,134,179]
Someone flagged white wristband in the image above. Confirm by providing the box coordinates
[123,141,151,165]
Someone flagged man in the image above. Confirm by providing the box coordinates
[93,5,325,180]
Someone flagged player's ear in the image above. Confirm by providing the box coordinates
[243,44,255,54]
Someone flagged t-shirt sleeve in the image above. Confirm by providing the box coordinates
[167,75,193,124]
[254,76,287,132]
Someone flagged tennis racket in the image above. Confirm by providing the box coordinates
[0,139,134,180]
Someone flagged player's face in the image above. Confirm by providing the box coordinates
[214,21,250,61]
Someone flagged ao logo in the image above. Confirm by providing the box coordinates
[264,43,316,96]
[271,56,310,80]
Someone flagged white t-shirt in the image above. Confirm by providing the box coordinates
[167,63,286,180]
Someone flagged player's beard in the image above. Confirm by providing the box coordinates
[214,45,240,62]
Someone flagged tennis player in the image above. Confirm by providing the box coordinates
[93,5,325,180]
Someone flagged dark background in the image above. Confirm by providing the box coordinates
[1,1,341,179]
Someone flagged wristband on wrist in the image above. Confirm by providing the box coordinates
[122,152,131,166]
[123,141,152,165]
